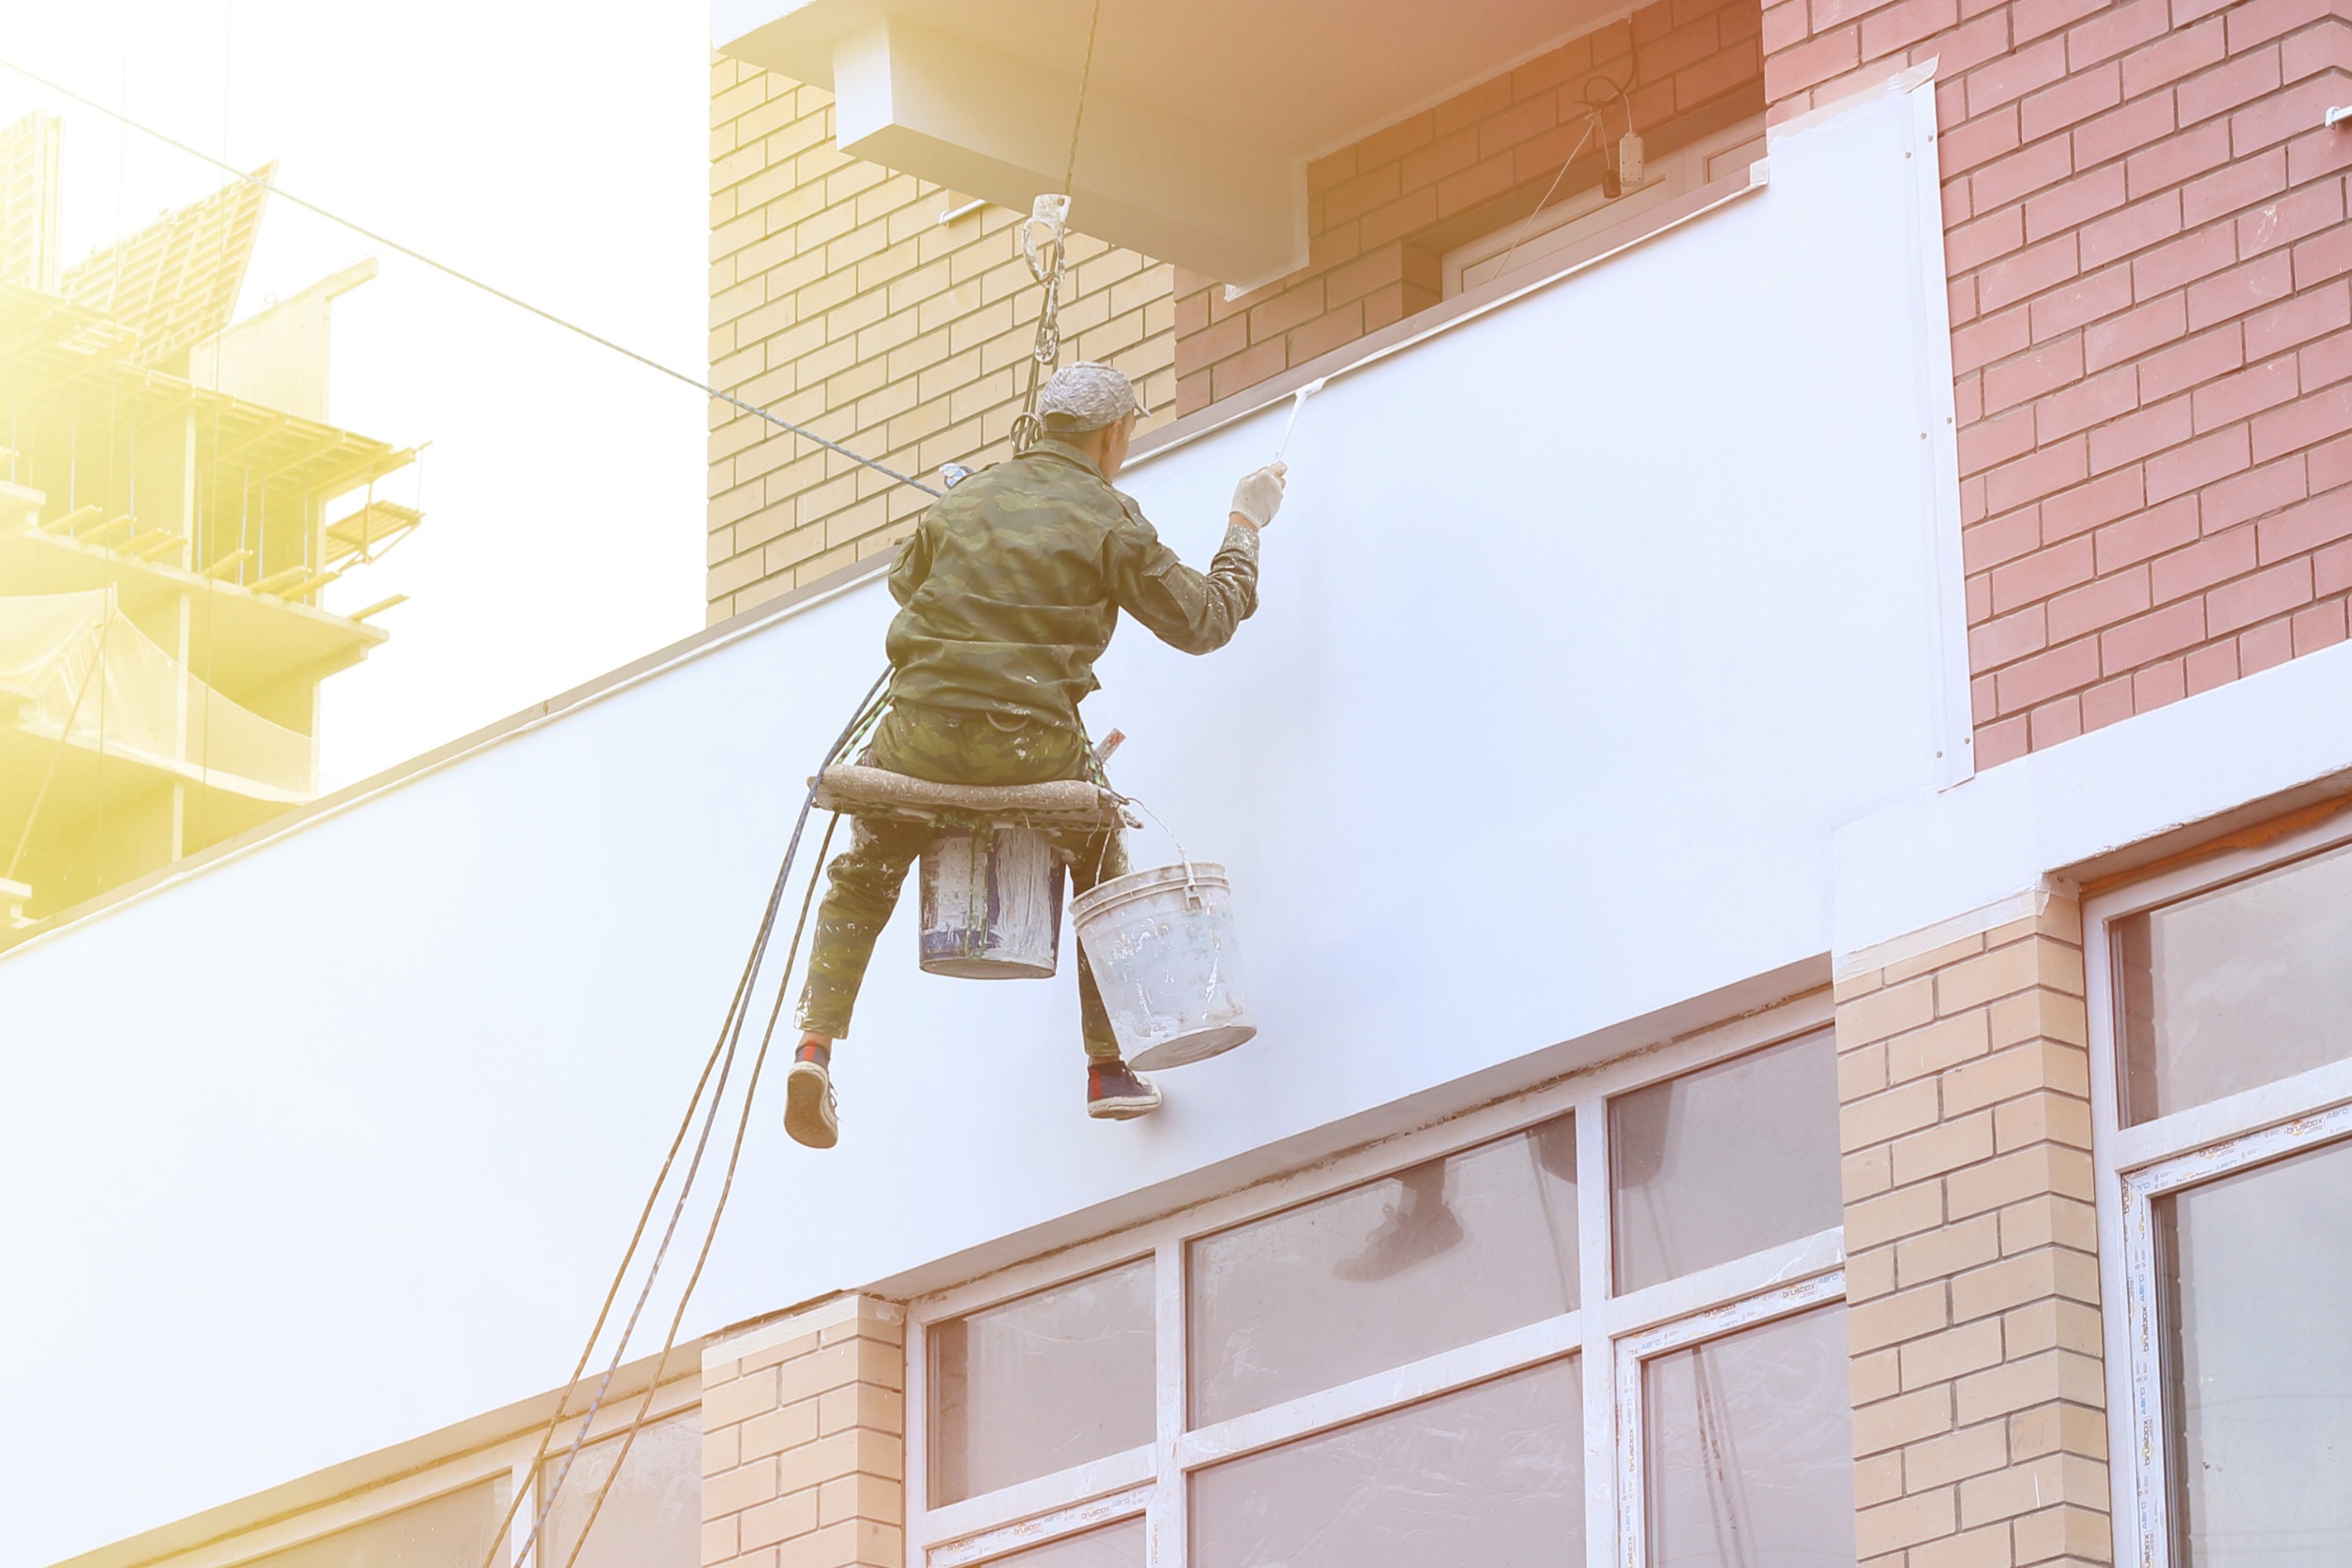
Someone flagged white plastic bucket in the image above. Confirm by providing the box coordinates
[919,827,1063,979]
[1071,861,1256,1070]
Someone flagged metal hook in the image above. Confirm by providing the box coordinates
[1019,193,1072,285]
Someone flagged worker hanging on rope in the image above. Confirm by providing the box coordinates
[783,362,1288,1149]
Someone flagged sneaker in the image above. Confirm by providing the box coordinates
[1087,1059,1162,1121]
[784,1038,839,1150]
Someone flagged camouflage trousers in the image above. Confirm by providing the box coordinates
[796,701,1129,1060]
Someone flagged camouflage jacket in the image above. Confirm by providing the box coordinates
[883,437,1260,729]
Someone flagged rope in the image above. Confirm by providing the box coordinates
[485,667,889,1568]
[1062,0,1104,198]
[192,1,236,850]
[552,808,840,1568]
[1490,113,1599,284]
[0,58,941,501]
[1008,0,1107,454]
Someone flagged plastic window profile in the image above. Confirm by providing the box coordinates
[904,992,1843,1568]
[2084,811,2352,1568]
[182,1375,705,1568]
[1609,1270,1849,1568]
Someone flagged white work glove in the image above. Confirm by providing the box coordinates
[1229,461,1288,530]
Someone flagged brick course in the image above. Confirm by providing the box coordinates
[1765,0,2352,764]
[701,1295,906,1568]
[1170,0,1767,414]
[1835,899,2108,1568]
[707,57,1176,622]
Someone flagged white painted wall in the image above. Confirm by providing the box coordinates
[0,85,1967,1565]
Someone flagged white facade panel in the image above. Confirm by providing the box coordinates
[2,86,1962,1565]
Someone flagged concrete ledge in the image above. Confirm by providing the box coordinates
[1832,635,2352,957]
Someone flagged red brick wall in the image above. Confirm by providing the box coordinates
[1171,0,1766,415]
[1768,0,2352,765]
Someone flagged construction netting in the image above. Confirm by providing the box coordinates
[0,589,316,801]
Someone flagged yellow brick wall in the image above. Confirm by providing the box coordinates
[1834,898,2112,1568]
[706,55,1178,623]
[701,1293,907,1568]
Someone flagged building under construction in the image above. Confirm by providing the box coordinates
[0,112,417,934]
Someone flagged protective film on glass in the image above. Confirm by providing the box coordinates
[1610,1033,1840,1293]
[538,1409,701,1568]
[1188,1358,1585,1568]
[977,1516,1148,1568]
[1188,1113,1579,1425]
[2160,1137,2352,1566]
[1643,1306,1857,1567]
[930,1257,1156,1504]
[2116,839,2352,1123]
[237,1478,506,1568]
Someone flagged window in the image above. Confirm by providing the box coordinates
[1442,116,1769,297]
[2090,822,2352,1568]
[536,1408,703,1568]
[906,1002,1849,1567]
[930,1259,1158,1502]
[236,1480,507,1568]
[204,1386,700,1568]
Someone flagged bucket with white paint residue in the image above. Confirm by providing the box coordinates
[919,827,1063,979]
[1071,862,1256,1070]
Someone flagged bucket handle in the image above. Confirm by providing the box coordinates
[1122,792,1204,906]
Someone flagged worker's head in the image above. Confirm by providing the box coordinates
[1037,361,1143,478]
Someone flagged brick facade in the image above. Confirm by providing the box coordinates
[707,58,1176,621]
[1767,0,2352,764]
[1170,0,1767,414]
[1834,897,2108,1568]
[701,1294,907,1568]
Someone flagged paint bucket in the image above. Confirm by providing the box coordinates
[919,827,1063,979]
[1071,862,1256,1070]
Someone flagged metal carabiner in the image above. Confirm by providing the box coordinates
[1019,193,1072,285]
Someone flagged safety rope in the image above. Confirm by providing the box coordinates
[482,668,890,1568]
[550,805,841,1568]
[0,58,942,501]
[1007,0,1105,453]
[1490,114,1599,284]
[21,2,1113,1551]
[192,3,238,852]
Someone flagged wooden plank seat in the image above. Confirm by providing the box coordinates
[811,763,1130,830]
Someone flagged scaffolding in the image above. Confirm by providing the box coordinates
[0,112,422,932]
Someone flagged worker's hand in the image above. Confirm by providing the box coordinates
[1230,461,1287,531]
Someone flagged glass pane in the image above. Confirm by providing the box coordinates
[539,1410,701,1568]
[930,1258,1155,1504]
[1189,1114,1579,1425]
[982,1517,1148,1567]
[2160,1136,2352,1565]
[1644,1306,1856,1567]
[1189,1358,1584,1568]
[2117,840,2352,1123]
[240,1479,506,1568]
[1611,1033,1841,1292]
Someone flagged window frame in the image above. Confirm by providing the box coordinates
[1440,114,1770,298]
[903,989,1846,1568]
[2086,812,2352,1568]
[173,1375,702,1568]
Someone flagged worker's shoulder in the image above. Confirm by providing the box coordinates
[1103,483,1155,535]
[959,451,1134,523]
